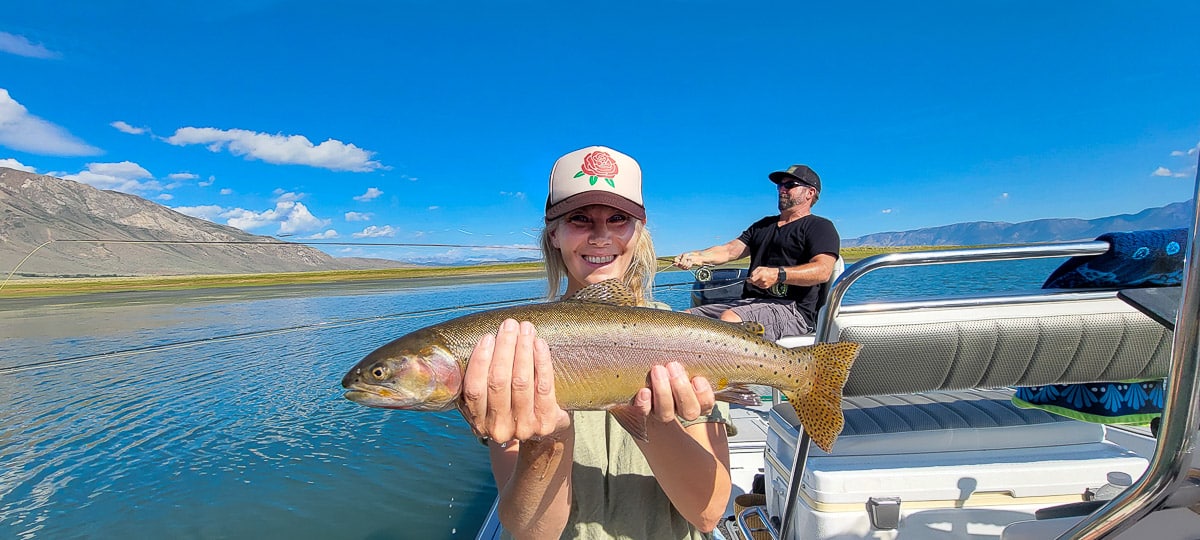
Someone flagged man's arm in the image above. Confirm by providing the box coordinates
[747,252,837,289]
[673,239,750,270]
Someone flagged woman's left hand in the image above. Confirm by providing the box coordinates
[632,361,716,423]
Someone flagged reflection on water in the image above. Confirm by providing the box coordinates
[0,259,1063,539]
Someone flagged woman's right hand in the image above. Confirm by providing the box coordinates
[461,318,570,443]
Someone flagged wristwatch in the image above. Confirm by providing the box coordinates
[777,266,787,285]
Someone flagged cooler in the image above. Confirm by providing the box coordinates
[765,390,1149,539]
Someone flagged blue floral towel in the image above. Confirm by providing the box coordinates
[1015,228,1184,424]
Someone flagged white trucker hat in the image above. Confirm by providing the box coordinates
[545,146,645,222]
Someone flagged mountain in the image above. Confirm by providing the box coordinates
[0,167,407,277]
[843,202,1192,247]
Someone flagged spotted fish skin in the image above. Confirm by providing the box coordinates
[342,280,860,452]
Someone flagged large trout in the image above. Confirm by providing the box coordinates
[342,279,860,452]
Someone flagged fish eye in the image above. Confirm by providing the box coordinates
[370,364,389,379]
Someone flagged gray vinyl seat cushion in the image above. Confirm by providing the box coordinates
[828,293,1173,398]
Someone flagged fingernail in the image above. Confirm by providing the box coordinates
[669,362,686,377]
[520,321,535,335]
[501,319,518,332]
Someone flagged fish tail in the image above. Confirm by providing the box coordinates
[782,341,860,453]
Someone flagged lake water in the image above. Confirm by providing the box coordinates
[0,259,1066,539]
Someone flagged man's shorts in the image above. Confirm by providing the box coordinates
[685,298,811,341]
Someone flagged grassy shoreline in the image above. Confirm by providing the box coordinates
[0,246,970,299]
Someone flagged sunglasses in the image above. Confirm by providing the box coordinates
[778,180,807,190]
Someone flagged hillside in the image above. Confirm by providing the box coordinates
[843,201,1192,247]
[0,167,405,277]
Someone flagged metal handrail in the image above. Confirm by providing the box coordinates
[821,241,1112,326]
[737,505,780,540]
[777,239,1113,540]
[1057,163,1200,539]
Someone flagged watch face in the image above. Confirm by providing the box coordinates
[770,282,788,297]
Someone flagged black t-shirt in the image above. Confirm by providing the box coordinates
[737,214,840,325]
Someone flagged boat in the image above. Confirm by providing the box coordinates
[477,188,1200,540]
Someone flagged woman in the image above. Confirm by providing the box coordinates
[459,146,733,539]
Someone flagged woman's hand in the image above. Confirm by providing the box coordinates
[461,319,570,443]
[632,361,717,424]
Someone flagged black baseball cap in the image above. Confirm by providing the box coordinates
[768,164,821,192]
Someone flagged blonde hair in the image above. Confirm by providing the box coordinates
[540,217,657,305]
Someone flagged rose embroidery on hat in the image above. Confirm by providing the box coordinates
[574,151,618,188]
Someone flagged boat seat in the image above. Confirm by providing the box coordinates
[824,290,1173,398]
[771,389,1105,457]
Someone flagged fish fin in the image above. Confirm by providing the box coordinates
[786,341,861,453]
[606,404,649,441]
[568,279,639,307]
[737,321,766,336]
[715,384,763,406]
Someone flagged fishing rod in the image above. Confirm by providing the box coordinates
[0,279,705,375]
[3,239,742,293]
[0,295,542,375]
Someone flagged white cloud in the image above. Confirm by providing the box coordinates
[500,191,526,200]
[428,205,440,211]
[354,187,383,201]
[178,201,330,234]
[353,225,397,238]
[199,175,215,187]
[111,121,148,135]
[164,126,384,172]
[61,161,164,194]
[1153,167,1173,177]
[168,172,199,180]
[219,188,233,195]
[274,190,304,203]
[0,89,101,156]
[0,157,35,172]
[306,230,339,239]
[156,194,174,201]
[880,208,892,214]
[345,211,373,221]
[0,32,60,59]
[173,205,225,221]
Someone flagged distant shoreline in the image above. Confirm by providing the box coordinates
[0,246,971,301]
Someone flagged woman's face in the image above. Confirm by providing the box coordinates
[550,205,639,296]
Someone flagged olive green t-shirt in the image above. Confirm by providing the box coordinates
[559,405,728,540]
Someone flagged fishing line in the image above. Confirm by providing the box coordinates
[2,280,710,375]
[0,296,541,375]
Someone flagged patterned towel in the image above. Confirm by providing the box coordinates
[1016,228,1185,424]
[1042,228,1187,289]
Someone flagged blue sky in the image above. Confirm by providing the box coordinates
[2,1,1198,264]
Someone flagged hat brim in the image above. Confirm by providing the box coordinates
[545,191,646,222]
[768,171,818,190]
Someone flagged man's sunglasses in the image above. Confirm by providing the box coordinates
[778,180,807,190]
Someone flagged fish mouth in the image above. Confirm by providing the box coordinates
[342,386,411,409]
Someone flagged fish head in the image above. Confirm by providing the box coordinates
[341,336,462,411]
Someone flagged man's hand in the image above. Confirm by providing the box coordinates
[673,251,701,270]
[747,266,784,288]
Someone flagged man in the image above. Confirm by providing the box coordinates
[673,164,840,341]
